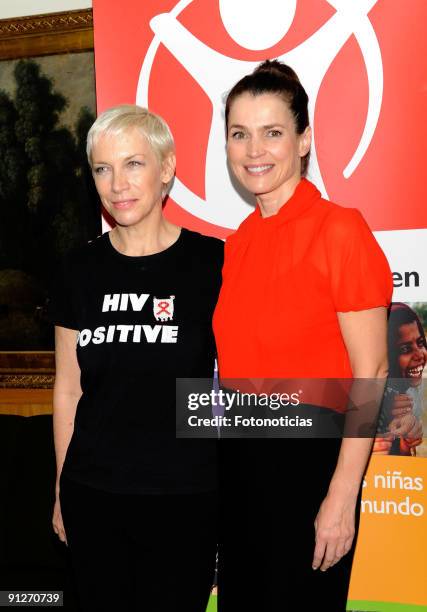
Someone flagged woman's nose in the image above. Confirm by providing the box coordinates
[111,170,129,192]
[246,136,264,158]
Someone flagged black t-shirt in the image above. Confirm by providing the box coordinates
[49,229,224,494]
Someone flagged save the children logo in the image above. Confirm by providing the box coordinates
[137,0,384,233]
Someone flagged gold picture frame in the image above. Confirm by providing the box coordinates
[0,9,94,403]
[0,8,93,60]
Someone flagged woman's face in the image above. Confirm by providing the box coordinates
[396,321,427,386]
[91,128,175,228]
[226,92,311,203]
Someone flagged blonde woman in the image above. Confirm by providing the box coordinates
[50,105,222,611]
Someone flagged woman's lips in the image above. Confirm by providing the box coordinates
[245,164,274,176]
[112,199,136,210]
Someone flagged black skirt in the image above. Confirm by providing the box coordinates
[218,438,362,611]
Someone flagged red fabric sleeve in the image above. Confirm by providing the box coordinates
[325,207,393,312]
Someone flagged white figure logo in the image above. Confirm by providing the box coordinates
[138,0,383,230]
[153,296,175,321]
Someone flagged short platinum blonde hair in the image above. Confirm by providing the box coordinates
[87,104,175,196]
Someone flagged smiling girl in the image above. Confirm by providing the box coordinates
[374,303,426,455]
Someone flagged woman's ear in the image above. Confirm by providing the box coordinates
[299,126,312,158]
[161,152,176,184]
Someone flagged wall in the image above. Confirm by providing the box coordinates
[0,0,91,19]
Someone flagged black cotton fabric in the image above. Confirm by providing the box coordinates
[218,438,362,611]
[49,229,223,494]
[59,476,218,612]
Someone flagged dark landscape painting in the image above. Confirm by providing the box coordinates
[0,50,99,352]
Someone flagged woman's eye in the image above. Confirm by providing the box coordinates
[417,338,427,349]
[267,129,282,137]
[128,160,143,167]
[230,131,245,140]
[93,166,108,175]
[399,345,410,354]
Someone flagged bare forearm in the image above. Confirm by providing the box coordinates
[312,308,390,569]
[328,437,373,498]
[53,388,81,493]
[328,369,387,499]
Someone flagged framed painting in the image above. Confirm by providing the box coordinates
[0,9,99,398]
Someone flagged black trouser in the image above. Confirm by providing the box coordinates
[218,438,362,611]
[60,476,217,612]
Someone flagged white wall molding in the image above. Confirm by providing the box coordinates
[0,1,91,20]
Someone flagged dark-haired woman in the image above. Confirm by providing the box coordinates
[374,303,425,456]
[213,60,393,611]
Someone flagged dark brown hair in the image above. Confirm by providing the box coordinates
[225,59,310,174]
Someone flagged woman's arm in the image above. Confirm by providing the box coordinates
[312,306,388,571]
[52,326,82,543]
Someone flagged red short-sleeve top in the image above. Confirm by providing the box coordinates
[213,179,393,379]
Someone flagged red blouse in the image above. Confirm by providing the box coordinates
[213,179,393,379]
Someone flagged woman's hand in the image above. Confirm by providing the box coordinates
[387,414,423,455]
[390,393,413,419]
[401,416,423,453]
[312,489,356,571]
[52,496,67,545]
[371,414,423,455]
[372,394,417,455]
[316,307,387,569]
[52,326,80,549]
[372,435,393,454]
[403,435,423,449]
[389,413,421,440]
[400,437,422,454]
